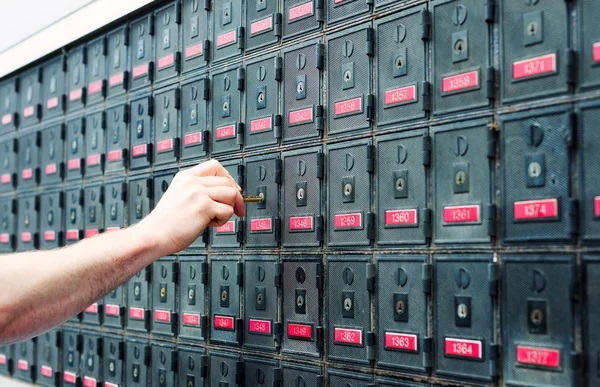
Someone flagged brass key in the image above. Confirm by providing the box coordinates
[243,195,264,203]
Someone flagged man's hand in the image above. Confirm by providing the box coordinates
[139,160,244,256]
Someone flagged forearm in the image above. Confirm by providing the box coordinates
[0,223,163,344]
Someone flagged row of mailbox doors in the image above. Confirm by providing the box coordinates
[1,254,599,386]
[2,0,600,132]
[4,103,600,248]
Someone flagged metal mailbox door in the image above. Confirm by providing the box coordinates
[500,106,574,244]
[67,45,87,112]
[282,39,324,143]
[151,342,176,387]
[40,124,65,186]
[432,118,494,245]
[432,0,493,116]
[104,179,126,233]
[244,357,279,387]
[376,130,429,246]
[210,255,242,345]
[62,329,81,386]
[155,2,181,83]
[104,281,125,329]
[327,0,370,25]
[182,0,209,73]
[126,266,151,333]
[282,362,323,387]
[282,147,323,248]
[102,334,124,387]
[245,153,281,248]
[0,137,17,193]
[128,175,152,226]
[154,86,180,166]
[152,256,178,336]
[210,159,242,249]
[579,1,600,90]
[64,187,83,246]
[85,110,106,178]
[81,332,102,387]
[244,255,280,351]
[130,14,154,90]
[283,0,323,40]
[245,0,281,52]
[502,255,577,387]
[209,351,241,387]
[13,340,35,383]
[178,346,207,387]
[39,190,63,250]
[19,67,42,128]
[0,77,18,134]
[579,101,600,243]
[84,183,103,239]
[500,0,571,103]
[327,255,374,365]
[434,254,496,382]
[376,255,429,373]
[213,0,243,63]
[17,194,38,252]
[327,23,373,136]
[281,256,323,357]
[0,198,15,253]
[584,256,600,387]
[327,369,373,387]
[86,36,107,105]
[375,6,429,128]
[180,76,209,162]
[17,130,40,190]
[125,339,150,387]
[36,330,60,387]
[129,95,153,170]
[42,56,67,121]
[107,26,129,98]
[65,116,85,181]
[211,66,243,155]
[179,256,207,341]
[105,104,128,176]
[327,140,374,248]
[0,345,12,376]
[245,55,281,149]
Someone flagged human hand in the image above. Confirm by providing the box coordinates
[139,160,244,255]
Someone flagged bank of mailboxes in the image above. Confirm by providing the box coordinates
[5,1,600,387]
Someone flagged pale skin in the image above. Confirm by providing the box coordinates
[0,160,244,345]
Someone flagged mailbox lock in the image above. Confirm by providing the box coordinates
[527,21,539,36]
[188,381,194,387]
[68,352,74,366]
[344,183,353,197]
[395,55,404,69]
[296,294,305,308]
[190,109,196,120]
[221,289,228,302]
[160,286,166,298]
[297,187,305,200]
[133,367,139,378]
[528,161,541,178]
[188,288,195,300]
[109,361,115,373]
[256,292,264,305]
[457,303,469,319]
[454,39,465,54]
[343,69,352,83]
[134,284,141,297]
[395,299,405,315]
[160,374,165,384]
[257,92,265,104]
[88,356,94,368]
[455,170,466,186]
[137,123,143,135]
[395,177,405,192]
[222,100,229,112]
[258,192,265,202]
[343,297,353,311]
[297,81,304,94]
[530,308,544,325]
[44,347,50,361]
[24,214,30,226]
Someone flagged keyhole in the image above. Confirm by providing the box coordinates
[109,361,115,373]
[188,288,195,300]
[297,188,305,200]
[454,39,465,54]
[457,303,468,319]
[160,287,166,298]
[395,55,404,69]
[344,183,352,196]
[221,290,228,302]
[344,297,352,311]
[224,8,230,17]
[395,177,405,192]
[160,374,165,384]
[222,100,229,112]
[456,170,466,185]
[257,92,264,103]
[133,367,139,378]
[190,109,196,120]
[297,81,304,93]
[297,294,304,307]
[396,300,405,314]
[137,122,143,134]
[134,284,141,297]
[527,21,538,36]
[256,292,263,305]
[530,308,544,325]
[344,70,352,83]
[528,162,541,178]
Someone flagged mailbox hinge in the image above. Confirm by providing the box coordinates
[569,198,579,237]
[487,127,497,159]
[422,134,432,166]
[200,355,208,378]
[237,27,245,50]
[202,78,211,100]
[172,262,179,283]
[203,40,211,62]
[273,367,282,387]
[203,0,210,10]
[423,336,432,369]
[236,123,244,146]
[567,49,576,86]
[316,375,324,387]
[487,204,497,237]
[274,263,282,288]
[200,315,208,339]
[235,360,244,385]
[316,262,324,290]
[237,164,245,188]
[237,68,245,91]
[366,145,375,173]
[423,208,432,239]
[316,215,324,242]
[421,9,431,41]
[422,263,432,294]
[488,263,498,296]
[366,263,375,292]
[275,158,282,184]
[366,331,375,361]
[236,319,244,343]
[316,152,325,179]
[485,0,495,23]
[315,0,324,22]
[422,81,432,112]
[316,44,325,70]
[489,343,499,377]
[570,259,579,300]
[486,67,496,100]
[236,262,244,286]
[315,105,324,132]
[316,326,324,353]
[200,261,208,284]
[366,28,375,56]
[567,112,577,148]
[274,114,282,139]
[274,13,283,38]
[275,56,283,81]
[367,212,375,241]
[366,94,375,120]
